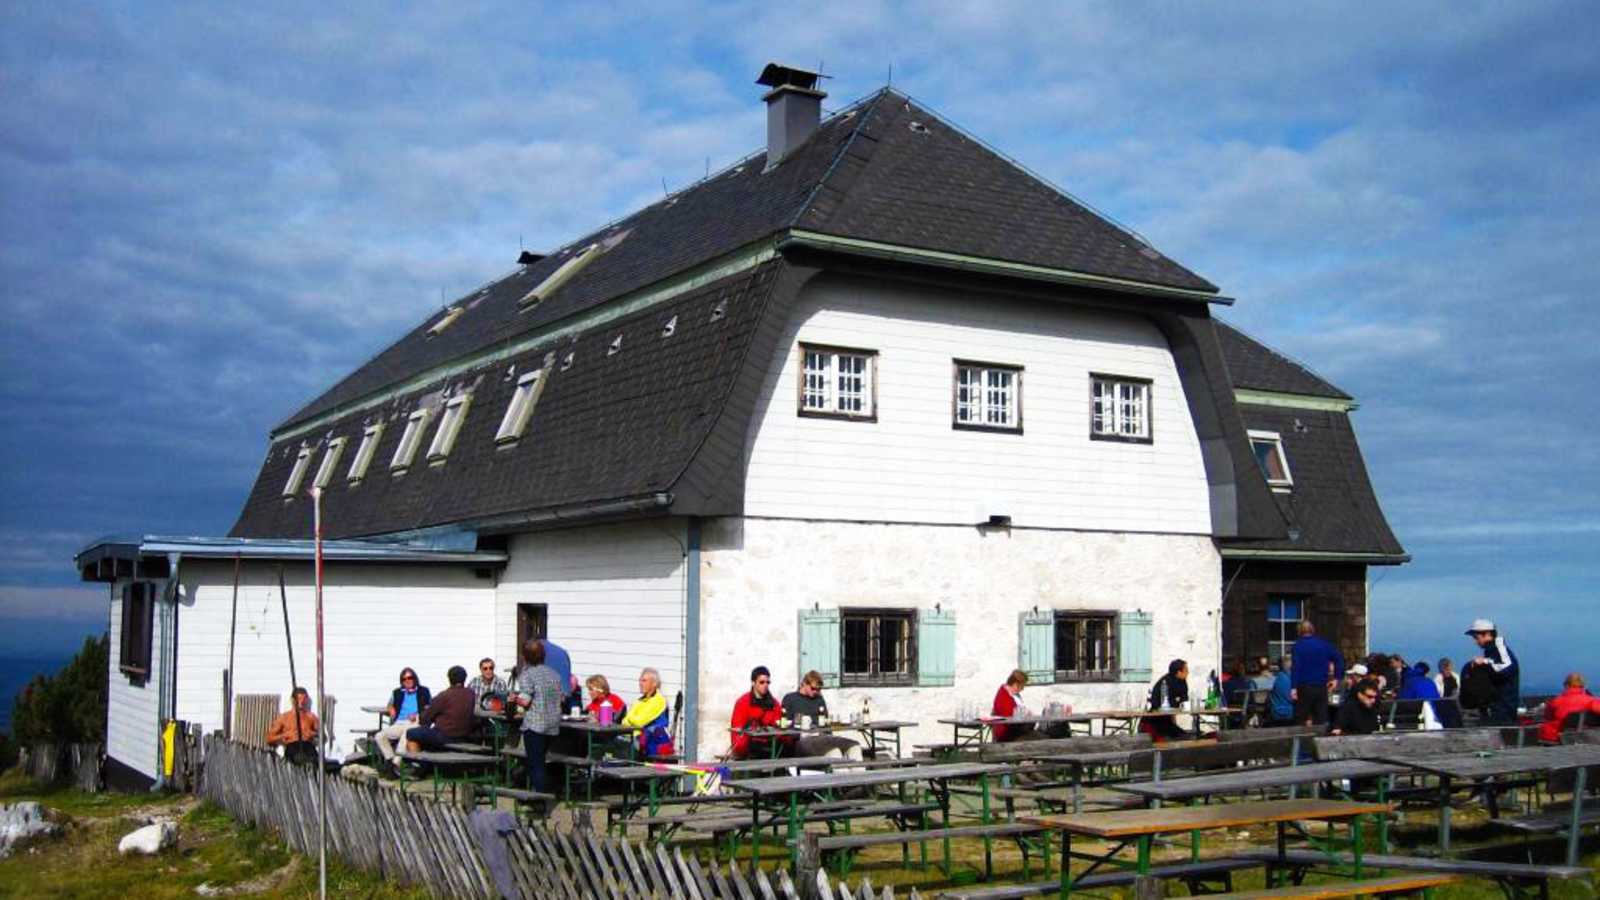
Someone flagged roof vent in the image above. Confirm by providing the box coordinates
[608,335,623,356]
[710,299,727,322]
[662,315,678,337]
[561,351,575,371]
[517,250,545,265]
[757,63,827,169]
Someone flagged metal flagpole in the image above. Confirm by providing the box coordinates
[312,486,327,900]
[224,553,241,740]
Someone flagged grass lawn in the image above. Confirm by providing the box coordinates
[0,772,429,899]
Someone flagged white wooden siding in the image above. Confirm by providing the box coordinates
[172,560,496,757]
[106,582,162,780]
[497,522,687,724]
[743,277,1213,533]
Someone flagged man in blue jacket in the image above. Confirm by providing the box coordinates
[1466,618,1520,725]
[1290,620,1344,727]
[1269,656,1296,724]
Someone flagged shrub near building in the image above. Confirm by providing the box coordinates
[9,636,108,752]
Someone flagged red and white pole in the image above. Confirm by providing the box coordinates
[311,486,327,900]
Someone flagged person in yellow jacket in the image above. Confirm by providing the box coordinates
[619,668,674,759]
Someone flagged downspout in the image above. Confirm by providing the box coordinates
[155,552,182,789]
[684,518,702,761]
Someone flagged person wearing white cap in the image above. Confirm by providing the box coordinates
[1465,618,1520,725]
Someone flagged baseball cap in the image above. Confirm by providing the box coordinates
[1349,664,1369,676]
[1465,618,1496,635]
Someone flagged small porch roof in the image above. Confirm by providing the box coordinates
[74,533,508,583]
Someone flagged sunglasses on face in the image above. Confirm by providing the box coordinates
[402,675,416,682]
[1360,692,1378,701]
[480,666,494,672]
[755,678,770,685]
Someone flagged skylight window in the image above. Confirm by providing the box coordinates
[496,370,547,444]
[1249,430,1294,490]
[390,409,434,472]
[427,306,464,336]
[312,437,347,489]
[517,229,630,308]
[347,423,383,482]
[426,394,472,463]
[283,446,313,497]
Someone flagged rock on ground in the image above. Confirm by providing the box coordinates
[0,801,62,858]
[118,820,178,855]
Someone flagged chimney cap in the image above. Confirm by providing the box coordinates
[756,63,826,93]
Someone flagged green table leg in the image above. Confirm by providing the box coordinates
[786,793,801,870]
[1352,815,1365,880]
[1438,775,1454,853]
[1058,830,1073,899]
[981,773,994,879]
[1377,777,1391,854]
[1137,835,1151,873]
[1566,767,1587,867]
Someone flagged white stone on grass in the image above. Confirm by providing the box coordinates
[118,821,177,855]
[0,801,61,858]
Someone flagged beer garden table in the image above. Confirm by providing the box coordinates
[936,715,1087,752]
[1088,707,1241,737]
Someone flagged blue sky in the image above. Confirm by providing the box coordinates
[2,3,1596,688]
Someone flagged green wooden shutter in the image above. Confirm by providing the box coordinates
[918,608,956,687]
[1019,611,1056,684]
[798,608,841,688]
[1117,610,1154,683]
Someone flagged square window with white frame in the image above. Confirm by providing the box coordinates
[1090,374,1152,442]
[1249,430,1293,489]
[953,361,1022,432]
[840,609,916,686]
[1053,611,1118,681]
[799,344,876,420]
[1267,597,1304,664]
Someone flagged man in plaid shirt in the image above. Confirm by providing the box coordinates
[514,640,565,793]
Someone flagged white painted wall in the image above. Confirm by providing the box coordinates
[696,517,1221,756]
[172,560,496,758]
[106,581,163,781]
[742,276,1212,534]
[497,522,688,731]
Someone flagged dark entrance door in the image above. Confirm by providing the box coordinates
[516,603,548,657]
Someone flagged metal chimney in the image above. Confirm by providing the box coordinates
[757,63,827,168]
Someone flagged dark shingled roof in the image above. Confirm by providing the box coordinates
[1224,404,1405,559]
[279,89,1215,432]
[1215,321,1351,400]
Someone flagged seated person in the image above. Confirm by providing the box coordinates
[1538,672,1600,744]
[405,666,477,752]
[374,667,431,767]
[265,687,320,765]
[1269,657,1296,724]
[470,657,509,710]
[584,674,628,723]
[991,669,1038,742]
[1398,660,1449,729]
[782,670,860,759]
[620,667,675,759]
[1330,677,1382,736]
[730,665,788,759]
[1142,659,1190,742]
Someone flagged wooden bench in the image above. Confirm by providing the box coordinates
[808,822,1049,879]
[472,784,556,821]
[1239,847,1590,899]
[677,799,939,836]
[937,856,1262,898]
[1492,805,1600,834]
[1207,874,1459,900]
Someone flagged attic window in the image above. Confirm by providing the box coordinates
[312,437,348,490]
[1249,430,1293,490]
[496,369,547,444]
[427,394,472,463]
[347,423,383,482]
[520,245,598,307]
[427,306,464,336]
[283,446,314,497]
[390,409,434,472]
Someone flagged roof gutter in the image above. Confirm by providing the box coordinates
[1220,548,1412,565]
[468,492,675,535]
[780,230,1233,305]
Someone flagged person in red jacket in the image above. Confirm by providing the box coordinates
[991,669,1036,742]
[730,666,788,759]
[1538,672,1600,744]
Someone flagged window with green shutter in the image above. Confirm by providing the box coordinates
[1117,610,1154,683]
[798,608,841,688]
[1018,611,1055,683]
[917,608,956,687]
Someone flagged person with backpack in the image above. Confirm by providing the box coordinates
[1464,618,1520,725]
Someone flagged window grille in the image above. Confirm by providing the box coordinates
[1091,375,1151,441]
[840,609,916,686]
[799,345,876,419]
[1053,612,1118,681]
[954,362,1021,430]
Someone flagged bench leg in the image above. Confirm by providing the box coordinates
[1438,775,1454,854]
[1565,767,1587,867]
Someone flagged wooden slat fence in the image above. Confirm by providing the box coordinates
[198,736,919,899]
[230,694,279,749]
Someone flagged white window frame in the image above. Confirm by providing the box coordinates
[427,394,472,463]
[1249,429,1294,490]
[427,306,464,336]
[390,409,434,472]
[282,446,313,497]
[347,423,383,482]
[312,437,347,490]
[953,360,1022,432]
[1267,596,1305,664]
[519,244,597,307]
[1090,374,1152,443]
[496,369,547,444]
[798,344,877,420]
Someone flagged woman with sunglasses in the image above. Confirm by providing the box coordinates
[374,666,432,772]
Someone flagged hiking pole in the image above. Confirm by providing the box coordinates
[312,486,327,900]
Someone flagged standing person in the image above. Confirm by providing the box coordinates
[782,670,860,758]
[1538,673,1600,744]
[265,687,320,765]
[471,658,508,704]
[1330,678,1382,736]
[541,638,580,713]
[513,640,564,794]
[1290,621,1344,727]
[991,670,1037,743]
[375,667,432,770]
[406,666,477,752]
[619,668,674,759]
[1269,656,1295,724]
[729,666,786,759]
[1464,618,1520,725]
[1433,658,1458,699]
[1143,660,1191,742]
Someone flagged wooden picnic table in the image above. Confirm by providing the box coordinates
[794,719,918,758]
[359,704,390,728]
[595,755,843,829]
[1111,759,1409,804]
[724,761,1009,870]
[1382,743,1600,864]
[1084,706,1242,737]
[1008,739,1213,813]
[1027,797,1393,898]
[394,748,499,799]
[936,714,1087,752]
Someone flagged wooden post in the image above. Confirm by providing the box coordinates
[797,832,822,900]
[1133,874,1163,900]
